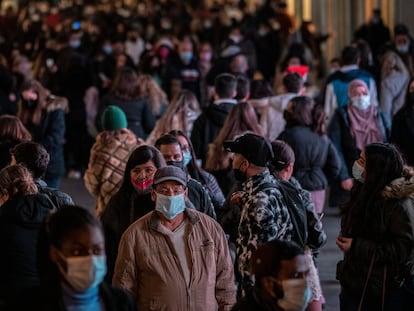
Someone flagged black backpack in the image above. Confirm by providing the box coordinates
[258,180,308,249]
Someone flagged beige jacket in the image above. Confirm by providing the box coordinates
[113,209,237,311]
[84,129,140,215]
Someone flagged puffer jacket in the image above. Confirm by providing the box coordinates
[337,172,414,298]
[113,208,237,311]
[84,129,140,215]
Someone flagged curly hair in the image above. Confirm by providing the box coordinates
[0,164,38,197]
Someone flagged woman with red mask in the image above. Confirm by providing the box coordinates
[100,145,166,282]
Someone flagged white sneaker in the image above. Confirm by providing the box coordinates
[67,170,82,179]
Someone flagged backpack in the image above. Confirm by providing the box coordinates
[258,180,308,249]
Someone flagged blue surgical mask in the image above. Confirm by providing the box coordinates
[183,152,192,166]
[180,51,193,63]
[57,253,107,292]
[70,39,81,49]
[102,44,112,55]
[277,278,312,311]
[352,161,365,183]
[155,192,186,220]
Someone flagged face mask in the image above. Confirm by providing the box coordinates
[180,51,193,63]
[57,254,107,292]
[233,163,247,182]
[69,40,81,49]
[131,177,153,194]
[155,192,185,220]
[396,44,410,54]
[199,52,212,62]
[277,278,312,311]
[167,160,184,170]
[230,35,241,44]
[25,99,37,109]
[351,95,371,110]
[182,152,192,166]
[102,44,112,55]
[352,161,365,183]
[258,28,268,37]
[159,47,170,60]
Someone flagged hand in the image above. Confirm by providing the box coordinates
[336,236,352,253]
[341,178,354,191]
[230,191,245,205]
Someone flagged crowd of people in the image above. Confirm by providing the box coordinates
[1,0,414,310]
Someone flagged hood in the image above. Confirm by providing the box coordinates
[382,71,410,94]
[382,168,414,200]
[1,194,55,227]
[206,102,234,127]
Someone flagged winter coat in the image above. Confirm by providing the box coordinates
[0,194,55,303]
[98,92,155,139]
[279,125,340,191]
[260,93,298,141]
[380,70,410,119]
[391,107,414,166]
[35,179,74,209]
[231,287,284,311]
[328,107,390,181]
[24,96,67,180]
[84,129,141,215]
[337,173,414,299]
[191,101,236,164]
[237,170,293,292]
[113,208,237,311]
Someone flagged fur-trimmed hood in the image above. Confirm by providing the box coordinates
[45,95,69,113]
[382,167,414,200]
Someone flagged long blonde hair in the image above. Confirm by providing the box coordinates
[381,51,409,80]
[137,74,168,116]
[205,102,263,171]
[156,90,200,134]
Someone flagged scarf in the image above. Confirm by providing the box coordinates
[347,105,383,150]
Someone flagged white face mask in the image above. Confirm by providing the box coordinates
[352,161,365,183]
[351,95,371,110]
[396,44,409,54]
[57,254,107,292]
[277,278,312,311]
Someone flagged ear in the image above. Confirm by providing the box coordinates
[151,189,157,202]
[183,187,189,202]
[49,245,59,264]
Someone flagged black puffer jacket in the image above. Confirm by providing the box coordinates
[279,125,340,191]
[0,194,55,302]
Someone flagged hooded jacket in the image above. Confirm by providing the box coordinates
[337,171,414,298]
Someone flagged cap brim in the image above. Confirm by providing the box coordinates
[223,140,240,153]
[153,176,187,187]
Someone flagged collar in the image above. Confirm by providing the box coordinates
[214,99,238,105]
[340,64,359,72]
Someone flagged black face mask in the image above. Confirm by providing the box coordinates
[233,163,247,182]
[167,160,184,170]
[25,99,37,109]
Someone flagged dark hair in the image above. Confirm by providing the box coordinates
[269,140,295,172]
[286,96,327,135]
[111,66,139,100]
[154,133,182,150]
[341,46,360,65]
[250,239,304,279]
[283,72,304,93]
[18,80,50,126]
[235,75,250,101]
[342,143,405,235]
[118,145,166,194]
[214,73,237,99]
[0,115,32,141]
[11,142,50,179]
[249,79,273,99]
[403,78,414,109]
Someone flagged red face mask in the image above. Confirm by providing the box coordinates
[131,177,153,190]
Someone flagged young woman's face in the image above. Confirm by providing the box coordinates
[130,160,157,182]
